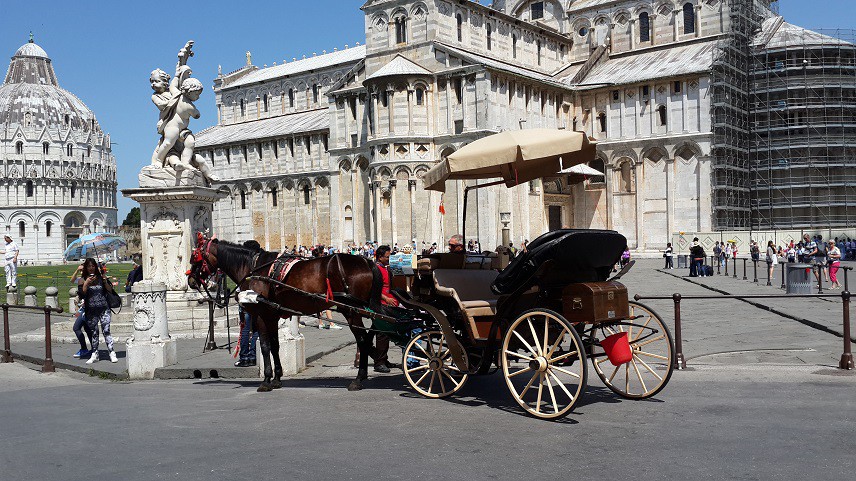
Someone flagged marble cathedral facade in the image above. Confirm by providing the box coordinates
[196,0,780,252]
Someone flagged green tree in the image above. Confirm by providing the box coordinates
[122,207,141,226]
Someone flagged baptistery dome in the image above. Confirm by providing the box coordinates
[1,37,118,263]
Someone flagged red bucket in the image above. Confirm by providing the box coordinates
[601,332,632,366]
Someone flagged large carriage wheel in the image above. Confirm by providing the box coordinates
[403,330,469,399]
[591,301,674,399]
[501,309,587,420]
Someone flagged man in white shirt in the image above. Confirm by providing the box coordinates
[2,235,19,290]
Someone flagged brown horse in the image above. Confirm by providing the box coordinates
[187,237,384,392]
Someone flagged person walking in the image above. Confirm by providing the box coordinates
[690,238,706,277]
[664,243,674,269]
[78,258,117,364]
[620,246,631,268]
[70,263,94,359]
[766,240,777,283]
[713,241,723,267]
[1,235,19,291]
[827,240,842,289]
[724,242,732,263]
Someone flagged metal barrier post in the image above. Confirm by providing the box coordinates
[205,299,217,351]
[742,258,748,280]
[672,293,686,370]
[716,257,721,275]
[817,266,824,294]
[842,266,850,292]
[42,306,55,373]
[733,257,738,278]
[780,262,786,289]
[840,291,853,370]
[753,260,758,283]
[1,304,10,363]
[724,256,728,276]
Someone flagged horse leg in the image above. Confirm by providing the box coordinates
[270,324,283,389]
[347,314,372,391]
[256,324,273,392]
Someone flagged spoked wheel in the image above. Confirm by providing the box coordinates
[591,301,674,399]
[501,309,587,420]
[403,330,469,398]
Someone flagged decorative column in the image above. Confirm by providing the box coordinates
[629,18,637,50]
[389,179,397,247]
[122,187,227,305]
[369,180,377,242]
[409,179,417,244]
[125,281,175,380]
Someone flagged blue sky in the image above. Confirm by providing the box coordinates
[1,0,853,220]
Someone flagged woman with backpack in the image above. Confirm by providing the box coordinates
[78,258,118,364]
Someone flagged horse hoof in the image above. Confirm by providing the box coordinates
[271,379,282,389]
[347,381,363,391]
[257,383,273,393]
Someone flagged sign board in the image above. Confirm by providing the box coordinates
[388,253,415,276]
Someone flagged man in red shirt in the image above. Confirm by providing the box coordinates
[375,245,399,308]
[354,245,398,372]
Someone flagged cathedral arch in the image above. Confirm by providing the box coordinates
[355,156,370,172]
[314,176,329,188]
[338,157,352,172]
[611,149,639,165]
[673,141,703,160]
[437,144,457,160]
[250,181,264,192]
[9,210,35,223]
[642,146,669,163]
[655,1,675,16]
[377,167,392,180]
[64,211,85,228]
[394,166,411,179]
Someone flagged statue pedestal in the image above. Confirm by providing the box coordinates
[126,281,176,379]
[122,185,228,338]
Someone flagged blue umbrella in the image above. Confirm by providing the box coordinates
[63,232,128,261]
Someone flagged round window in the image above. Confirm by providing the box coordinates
[578,27,589,37]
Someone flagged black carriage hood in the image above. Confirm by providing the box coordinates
[491,229,627,295]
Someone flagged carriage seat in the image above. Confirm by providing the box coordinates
[433,269,500,317]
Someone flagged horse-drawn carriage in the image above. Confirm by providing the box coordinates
[188,129,674,420]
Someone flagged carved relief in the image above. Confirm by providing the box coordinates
[132,290,166,331]
[147,207,186,291]
[193,206,210,233]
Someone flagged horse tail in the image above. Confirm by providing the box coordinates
[368,259,384,312]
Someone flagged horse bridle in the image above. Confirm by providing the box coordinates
[188,233,227,304]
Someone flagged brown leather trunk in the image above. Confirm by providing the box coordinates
[562,281,629,324]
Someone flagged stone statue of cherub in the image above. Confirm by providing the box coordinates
[145,40,218,187]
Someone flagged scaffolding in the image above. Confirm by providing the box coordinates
[750,25,856,229]
[709,0,767,230]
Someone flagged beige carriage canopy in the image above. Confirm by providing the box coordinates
[423,129,597,192]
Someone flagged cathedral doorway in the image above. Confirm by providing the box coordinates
[547,205,563,231]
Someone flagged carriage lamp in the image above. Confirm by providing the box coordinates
[500,212,511,227]
[500,212,511,247]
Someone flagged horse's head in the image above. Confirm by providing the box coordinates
[187,232,218,291]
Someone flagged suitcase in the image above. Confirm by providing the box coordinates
[703,265,714,276]
[562,281,630,324]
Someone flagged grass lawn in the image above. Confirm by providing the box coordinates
[13,263,134,309]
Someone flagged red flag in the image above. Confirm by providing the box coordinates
[439,201,446,215]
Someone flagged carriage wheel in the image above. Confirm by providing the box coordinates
[403,330,469,399]
[591,301,674,399]
[501,309,587,420]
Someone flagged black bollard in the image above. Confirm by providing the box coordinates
[733,257,738,278]
[753,260,758,283]
[780,262,786,289]
[742,258,748,280]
